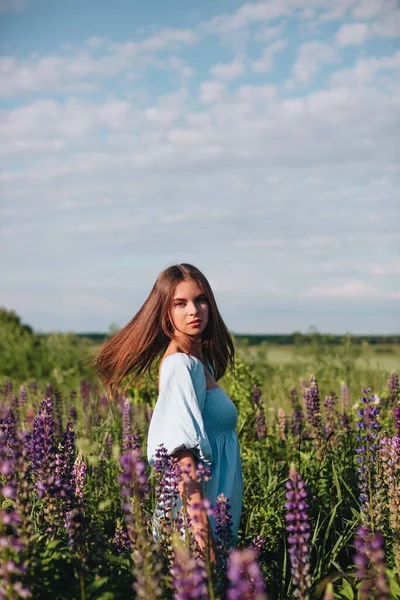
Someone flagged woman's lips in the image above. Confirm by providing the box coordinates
[188,320,201,326]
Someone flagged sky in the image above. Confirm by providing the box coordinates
[0,0,399,335]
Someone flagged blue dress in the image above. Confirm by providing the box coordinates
[146,352,243,547]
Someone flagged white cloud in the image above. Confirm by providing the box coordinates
[330,49,400,86]
[210,55,244,81]
[199,80,226,103]
[254,23,284,41]
[352,0,396,19]
[292,40,339,82]
[336,22,370,46]
[252,39,287,73]
[201,1,291,34]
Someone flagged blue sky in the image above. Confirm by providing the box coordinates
[1,0,399,335]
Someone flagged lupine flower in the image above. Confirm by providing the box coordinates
[30,397,56,483]
[304,375,322,433]
[388,372,399,407]
[285,463,312,600]
[122,398,132,453]
[277,408,286,441]
[394,405,400,434]
[214,493,234,583]
[290,388,303,436]
[354,526,389,600]
[226,547,267,600]
[323,392,337,437]
[355,387,381,527]
[28,381,37,394]
[19,386,27,407]
[341,412,352,435]
[66,508,85,554]
[195,462,211,483]
[253,385,267,439]
[5,380,13,398]
[113,520,132,553]
[45,383,53,400]
[69,406,77,421]
[249,536,267,556]
[71,451,86,502]
[80,379,91,406]
[119,448,150,509]
[119,445,162,599]
[170,536,209,600]
[341,383,350,413]
[380,434,400,572]
[55,422,76,481]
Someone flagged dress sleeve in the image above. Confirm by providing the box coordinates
[146,354,213,467]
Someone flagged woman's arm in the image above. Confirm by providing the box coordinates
[172,448,217,564]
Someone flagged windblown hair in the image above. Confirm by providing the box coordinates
[90,263,235,398]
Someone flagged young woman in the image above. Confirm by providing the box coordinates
[94,263,243,561]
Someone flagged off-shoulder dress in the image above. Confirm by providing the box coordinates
[146,352,243,547]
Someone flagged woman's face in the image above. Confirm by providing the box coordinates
[169,279,209,339]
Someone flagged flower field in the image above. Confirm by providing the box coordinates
[1,334,400,599]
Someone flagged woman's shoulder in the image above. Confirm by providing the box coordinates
[158,352,203,392]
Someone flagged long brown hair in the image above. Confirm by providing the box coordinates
[90,263,235,398]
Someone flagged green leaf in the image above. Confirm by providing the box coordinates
[339,578,355,599]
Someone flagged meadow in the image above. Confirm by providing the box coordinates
[1,308,399,599]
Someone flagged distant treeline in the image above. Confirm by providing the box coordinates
[71,332,400,346]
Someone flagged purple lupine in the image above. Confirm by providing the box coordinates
[122,398,132,453]
[55,422,76,480]
[100,393,108,409]
[355,387,381,527]
[253,384,267,439]
[277,408,287,441]
[323,392,337,437]
[71,451,86,502]
[249,536,267,556]
[53,390,63,438]
[28,381,37,394]
[394,405,400,434]
[341,412,352,435]
[380,434,400,571]
[214,492,234,578]
[304,375,322,433]
[353,526,389,600]
[388,371,399,407]
[30,397,56,483]
[69,406,78,422]
[226,548,267,600]
[170,541,209,600]
[285,463,312,600]
[19,386,27,407]
[0,432,31,600]
[119,448,150,507]
[341,383,350,413]
[5,380,13,398]
[290,388,303,436]
[80,379,91,406]
[65,507,85,554]
[54,421,76,515]
[45,383,53,400]
[119,446,161,599]
[113,520,132,553]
